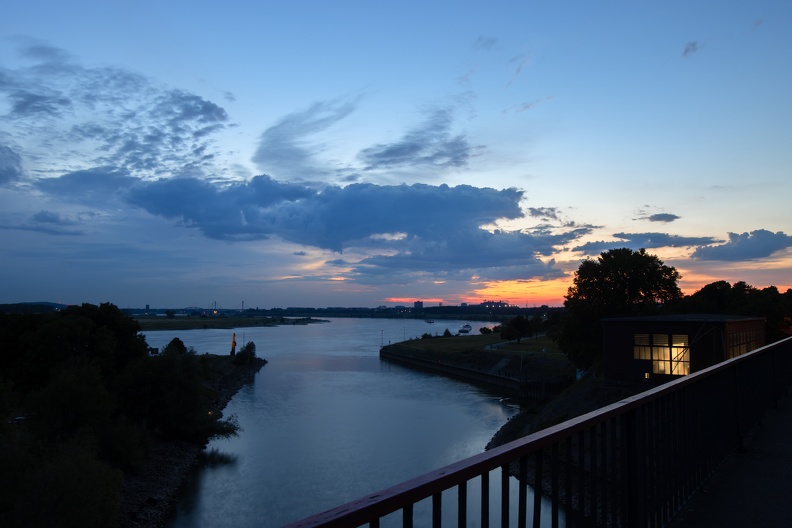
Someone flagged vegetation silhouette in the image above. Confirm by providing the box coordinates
[0,303,245,527]
[555,247,791,370]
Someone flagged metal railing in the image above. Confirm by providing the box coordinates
[286,336,792,528]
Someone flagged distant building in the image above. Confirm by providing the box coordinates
[413,301,424,311]
[603,314,765,385]
[480,300,511,309]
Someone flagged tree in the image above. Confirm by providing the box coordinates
[680,281,792,342]
[499,316,533,343]
[561,248,682,370]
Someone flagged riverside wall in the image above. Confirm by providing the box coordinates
[380,345,569,399]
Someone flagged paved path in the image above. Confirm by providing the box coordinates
[669,393,792,527]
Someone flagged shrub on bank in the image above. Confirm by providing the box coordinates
[233,341,257,365]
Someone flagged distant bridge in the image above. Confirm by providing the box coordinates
[286,335,792,527]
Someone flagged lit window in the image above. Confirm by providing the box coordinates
[633,333,690,376]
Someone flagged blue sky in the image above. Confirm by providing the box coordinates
[1,0,791,309]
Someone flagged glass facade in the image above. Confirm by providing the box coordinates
[634,333,690,376]
[728,330,762,359]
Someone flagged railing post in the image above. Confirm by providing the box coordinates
[533,450,543,528]
[432,492,442,527]
[457,481,466,528]
[481,471,489,528]
[622,406,646,526]
[501,464,510,528]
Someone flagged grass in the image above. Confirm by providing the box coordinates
[390,333,572,382]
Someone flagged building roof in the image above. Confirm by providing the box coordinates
[602,314,765,324]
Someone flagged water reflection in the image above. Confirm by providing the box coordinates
[153,318,547,527]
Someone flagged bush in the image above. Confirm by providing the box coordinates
[233,341,257,365]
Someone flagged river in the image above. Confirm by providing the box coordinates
[144,318,560,527]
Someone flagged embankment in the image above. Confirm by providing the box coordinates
[380,344,570,400]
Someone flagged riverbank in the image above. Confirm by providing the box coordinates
[485,374,642,450]
[134,315,327,331]
[378,334,639,451]
[116,355,267,528]
[380,334,574,399]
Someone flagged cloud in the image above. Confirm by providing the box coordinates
[575,232,718,254]
[646,213,680,223]
[683,41,700,57]
[692,229,792,261]
[474,36,498,50]
[1,41,232,181]
[30,210,77,225]
[126,178,525,249]
[121,176,583,283]
[507,53,531,86]
[0,209,85,236]
[357,107,482,173]
[35,167,138,202]
[125,174,314,241]
[0,146,24,185]
[503,96,553,114]
[340,229,568,286]
[527,207,560,221]
[252,99,358,181]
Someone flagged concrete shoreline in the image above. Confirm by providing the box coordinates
[380,344,570,400]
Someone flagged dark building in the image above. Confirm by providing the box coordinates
[603,314,765,385]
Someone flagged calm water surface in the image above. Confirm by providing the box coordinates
[145,318,560,527]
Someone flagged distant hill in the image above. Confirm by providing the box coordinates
[0,301,69,314]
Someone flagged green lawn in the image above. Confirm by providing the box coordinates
[389,334,571,381]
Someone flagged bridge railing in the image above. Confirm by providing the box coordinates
[285,336,792,528]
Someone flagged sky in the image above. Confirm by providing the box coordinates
[1,1,791,310]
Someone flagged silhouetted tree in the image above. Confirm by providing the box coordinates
[561,248,682,369]
[679,281,792,342]
[500,316,533,343]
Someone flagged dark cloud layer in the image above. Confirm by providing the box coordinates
[124,176,579,282]
[575,232,719,254]
[692,230,792,261]
[125,175,525,250]
[0,146,23,184]
[35,167,138,202]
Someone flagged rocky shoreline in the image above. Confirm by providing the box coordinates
[115,357,267,528]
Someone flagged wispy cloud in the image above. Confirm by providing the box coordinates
[683,41,701,57]
[474,35,498,50]
[507,53,531,86]
[252,98,359,181]
[357,106,482,173]
[503,96,554,114]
